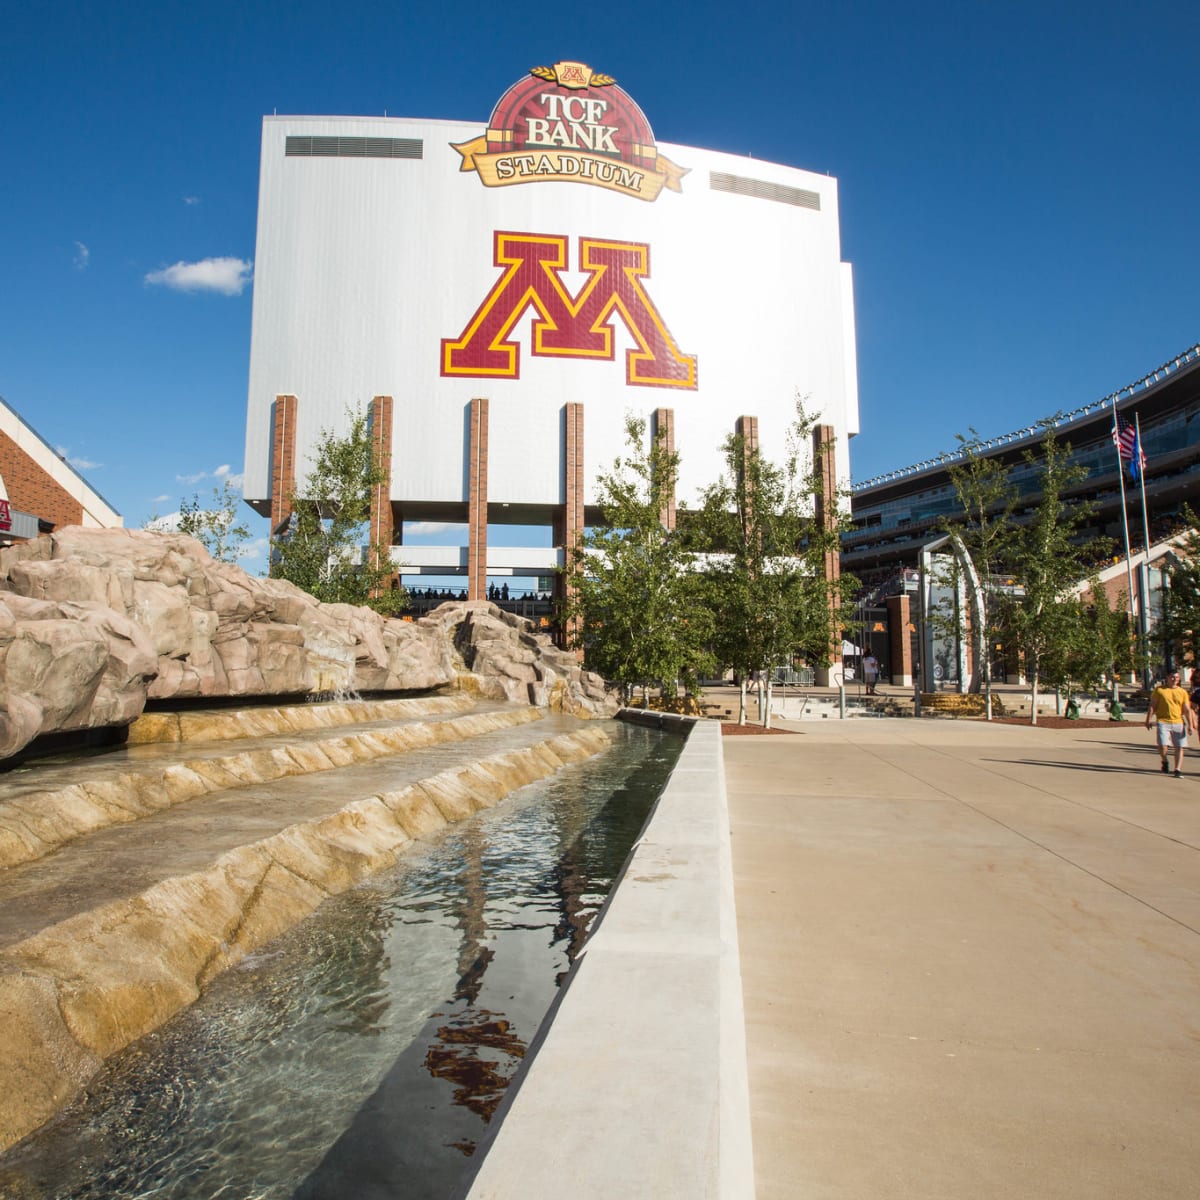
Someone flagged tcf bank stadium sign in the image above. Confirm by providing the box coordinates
[452,61,687,202]
[443,62,697,390]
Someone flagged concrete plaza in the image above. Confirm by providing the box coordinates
[725,717,1200,1199]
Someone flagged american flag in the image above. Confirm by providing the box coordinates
[1112,415,1147,479]
[1112,415,1137,460]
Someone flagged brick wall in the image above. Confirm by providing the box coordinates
[0,432,83,531]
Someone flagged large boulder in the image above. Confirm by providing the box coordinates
[0,529,616,761]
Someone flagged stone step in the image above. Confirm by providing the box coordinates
[0,702,542,872]
[0,712,613,1154]
[125,692,475,746]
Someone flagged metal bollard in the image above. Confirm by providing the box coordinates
[839,682,846,719]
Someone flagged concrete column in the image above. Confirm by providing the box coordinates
[368,395,395,591]
[269,394,298,534]
[652,407,676,531]
[886,593,914,686]
[467,397,489,601]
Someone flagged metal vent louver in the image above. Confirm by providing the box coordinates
[285,136,423,159]
[709,171,821,210]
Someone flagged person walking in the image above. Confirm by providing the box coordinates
[1145,668,1194,777]
[862,652,879,696]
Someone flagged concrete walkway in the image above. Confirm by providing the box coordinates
[725,718,1200,1199]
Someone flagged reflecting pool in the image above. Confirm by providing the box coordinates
[0,722,683,1200]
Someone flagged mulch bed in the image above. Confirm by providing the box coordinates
[978,716,1132,729]
[719,716,1133,732]
[720,723,798,735]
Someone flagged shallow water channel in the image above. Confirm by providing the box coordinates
[1,722,684,1200]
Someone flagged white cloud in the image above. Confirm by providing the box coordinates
[237,536,270,570]
[55,444,101,471]
[145,256,252,296]
[145,512,181,533]
[174,466,245,489]
[183,196,201,206]
[73,241,90,270]
[152,494,170,504]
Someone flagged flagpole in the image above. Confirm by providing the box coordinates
[1112,400,1136,628]
[1134,414,1153,686]
[1134,414,1152,560]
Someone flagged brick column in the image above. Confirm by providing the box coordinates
[735,415,760,555]
[812,423,843,685]
[652,407,676,531]
[734,414,759,457]
[886,593,913,685]
[269,394,298,534]
[467,397,489,601]
[555,402,585,649]
[369,395,395,591]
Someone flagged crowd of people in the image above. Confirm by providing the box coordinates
[403,583,555,611]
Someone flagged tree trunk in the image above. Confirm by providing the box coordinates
[763,677,773,729]
[738,678,747,726]
[1030,672,1040,726]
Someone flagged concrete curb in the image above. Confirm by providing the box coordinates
[461,718,755,1198]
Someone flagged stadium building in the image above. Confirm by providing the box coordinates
[242,60,859,624]
[844,344,1200,686]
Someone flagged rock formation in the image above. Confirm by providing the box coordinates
[0,528,615,760]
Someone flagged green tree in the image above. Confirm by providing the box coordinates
[1158,505,1200,667]
[943,430,1020,719]
[1005,427,1110,724]
[176,478,253,564]
[564,414,712,703]
[270,407,406,615]
[690,400,855,726]
[1048,583,1136,706]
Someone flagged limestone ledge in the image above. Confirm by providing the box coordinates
[0,726,611,1154]
[0,705,544,871]
[126,693,474,745]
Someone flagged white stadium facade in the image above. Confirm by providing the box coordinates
[243,60,859,618]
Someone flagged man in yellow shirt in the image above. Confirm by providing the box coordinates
[1145,669,1194,777]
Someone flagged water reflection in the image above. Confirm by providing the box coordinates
[0,723,682,1200]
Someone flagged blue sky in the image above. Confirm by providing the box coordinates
[2,0,1197,575]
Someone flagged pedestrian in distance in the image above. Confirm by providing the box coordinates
[1145,668,1194,778]
[862,652,879,696]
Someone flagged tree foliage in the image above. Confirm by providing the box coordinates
[1158,505,1200,667]
[942,424,1118,721]
[1003,428,1111,723]
[270,407,406,615]
[942,430,1019,715]
[1040,583,1134,700]
[175,478,253,564]
[688,400,855,725]
[564,415,712,700]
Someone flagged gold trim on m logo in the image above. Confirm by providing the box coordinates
[441,232,697,390]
